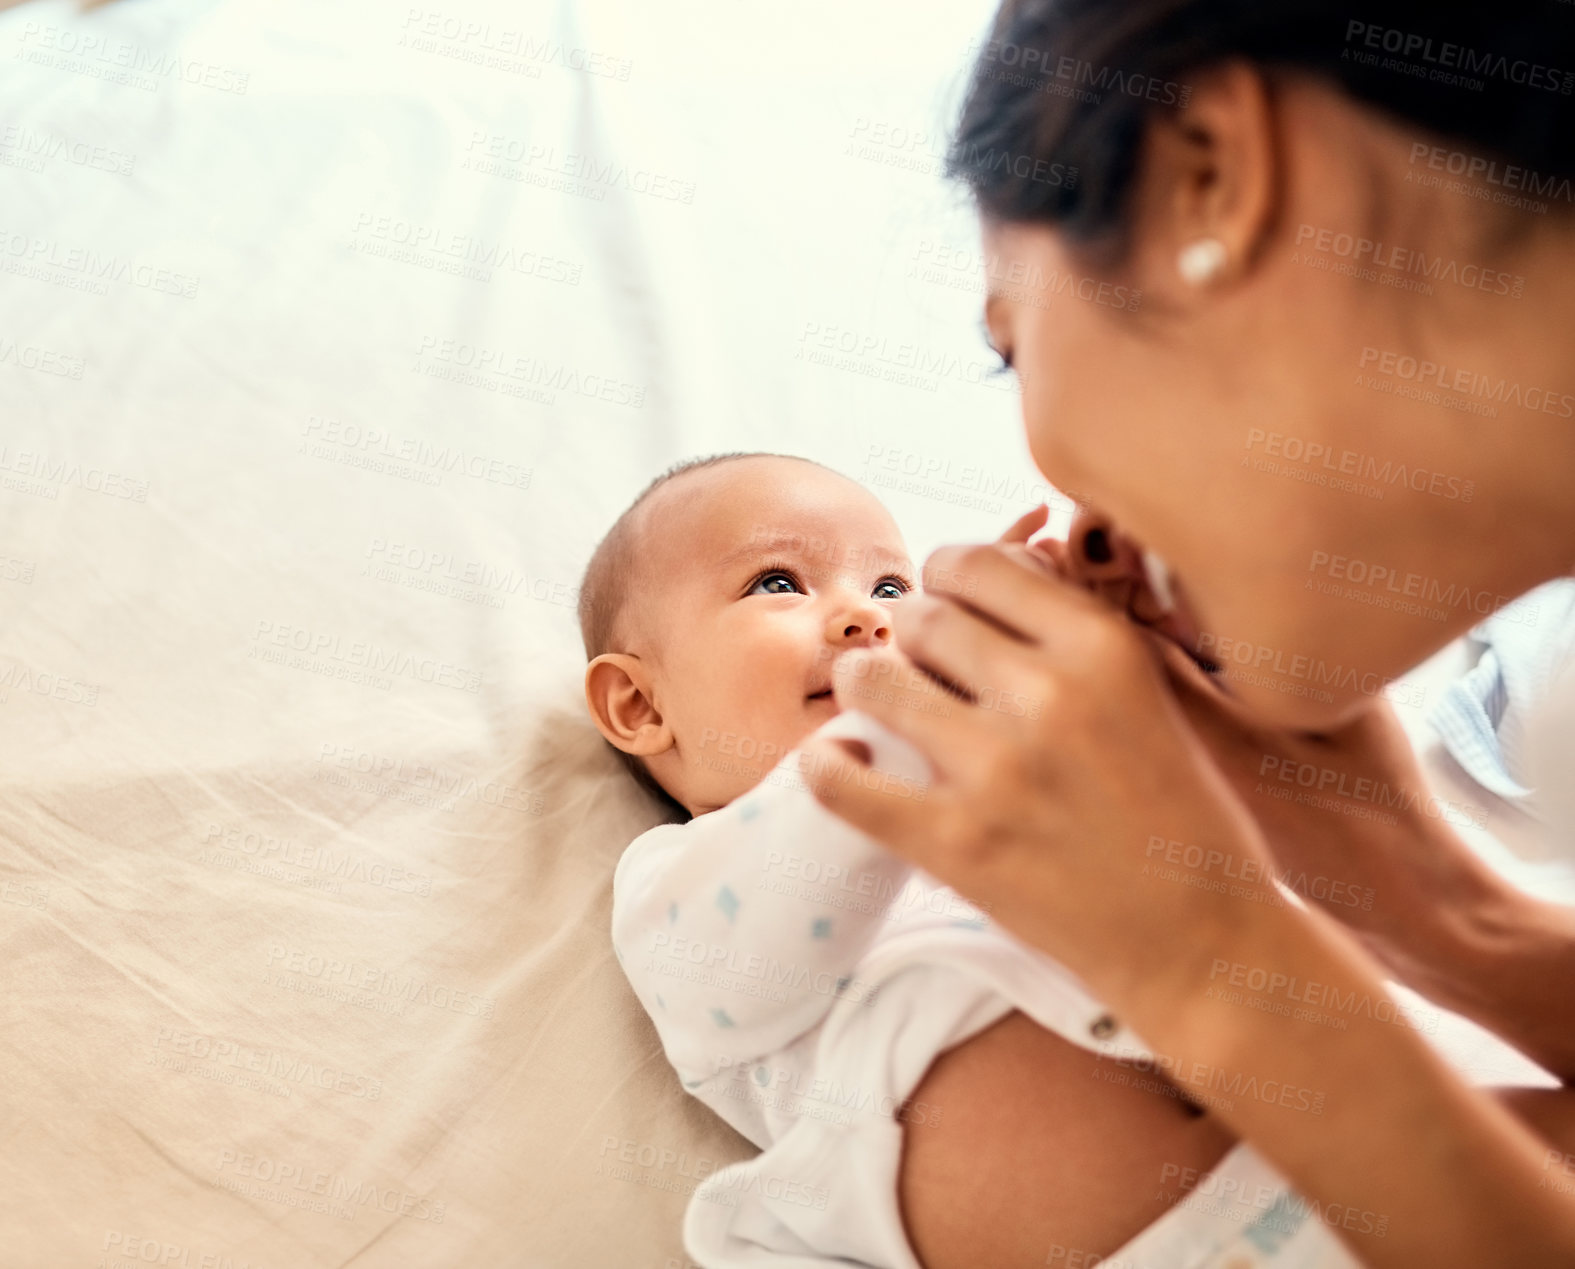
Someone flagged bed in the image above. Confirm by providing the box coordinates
[0,1,1564,1265]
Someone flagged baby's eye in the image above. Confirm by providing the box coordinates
[873,579,907,600]
[749,571,802,596]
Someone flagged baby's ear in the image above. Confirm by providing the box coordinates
[584,654,672,757]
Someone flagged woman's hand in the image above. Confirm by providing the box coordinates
[799,508,1575,1266]
[797,508,1283,1019]
[945,506,1539,1013]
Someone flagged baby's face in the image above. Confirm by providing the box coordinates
[630,458,915,815]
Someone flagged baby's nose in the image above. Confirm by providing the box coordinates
[836,604,893,645]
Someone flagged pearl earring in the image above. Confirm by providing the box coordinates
[1177,237,1228,286]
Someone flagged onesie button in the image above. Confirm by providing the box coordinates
[1088,1013,1118,1040]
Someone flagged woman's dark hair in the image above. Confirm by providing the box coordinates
[948,1,1575,258]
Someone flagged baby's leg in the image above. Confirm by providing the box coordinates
[896,1009,1236,1269]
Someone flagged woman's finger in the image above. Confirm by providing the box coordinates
[923,540,1112,646]
[892,593,1045,721]
[995,503,1049,546]
[796,735,961,870]
[827,645,997,785]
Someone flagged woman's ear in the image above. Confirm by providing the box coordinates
[1128,59,1279,299]
[584,654,673,758]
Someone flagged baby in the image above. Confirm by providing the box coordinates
[581,452,1364,1269]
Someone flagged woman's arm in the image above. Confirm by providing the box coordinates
[798,539,1575,1268]
[1136,863,1575,1267]
[1162,650,1575,1080]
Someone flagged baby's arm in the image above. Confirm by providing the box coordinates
[611,722,919,1082]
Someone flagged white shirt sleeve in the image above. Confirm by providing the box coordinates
[610,710,932,1082]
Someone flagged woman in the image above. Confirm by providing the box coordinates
[800,2,1575,1265]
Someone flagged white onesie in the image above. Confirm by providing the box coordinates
[611,710,1367,1268]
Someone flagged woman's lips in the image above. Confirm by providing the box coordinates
[1141,577,1222,676]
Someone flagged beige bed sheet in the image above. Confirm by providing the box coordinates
[4,691,752,1267]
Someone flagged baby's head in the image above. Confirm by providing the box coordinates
[579,453,914,820]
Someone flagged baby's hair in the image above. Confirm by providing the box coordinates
[578,451,831,815]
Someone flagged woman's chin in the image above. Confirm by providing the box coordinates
[1213,674,1379,733]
